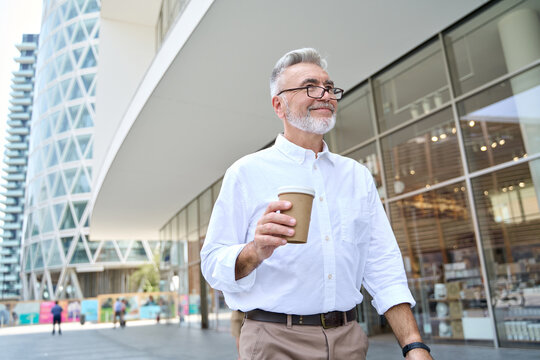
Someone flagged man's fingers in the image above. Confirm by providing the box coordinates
[263,211,296,226]
[264,200,292,215]
[257,222,295,237]
[255,234,287,248]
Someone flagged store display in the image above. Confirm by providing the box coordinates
[436,302,449,318]
[429,257,489,341]
[449,301,462,319]
[446,281,461,300]
[494,262,540,344]
[439,321,452,337]
[451,320,464,338]
[434,283,447,299]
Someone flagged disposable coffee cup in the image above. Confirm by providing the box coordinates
[277,186,315,244]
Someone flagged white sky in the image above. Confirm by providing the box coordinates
[0,0,42,208]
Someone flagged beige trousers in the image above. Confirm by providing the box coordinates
[239,318,368,360]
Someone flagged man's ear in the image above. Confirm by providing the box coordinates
[272,96,286,120]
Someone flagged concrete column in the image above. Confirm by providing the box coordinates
[498,8,540,204]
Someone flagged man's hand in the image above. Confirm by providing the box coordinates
[235,201,296,280]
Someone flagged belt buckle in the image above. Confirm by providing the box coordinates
[321,312,341,329]
[320,313,329,329]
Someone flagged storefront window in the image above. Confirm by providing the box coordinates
[345,142,384,198]
[381,107,462,197]
[373,40,450,133]
[444,0,540,96]
[390,182,491,342]
[458,65,540,173]
[326,83,374,153]
[472,161,540,346]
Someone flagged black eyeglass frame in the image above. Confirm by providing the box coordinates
[276,85,344,100]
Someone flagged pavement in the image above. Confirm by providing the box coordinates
[0,319,539,359]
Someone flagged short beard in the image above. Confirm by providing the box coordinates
[283,99,336,135]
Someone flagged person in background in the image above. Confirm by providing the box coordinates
[51,301,63,335]
[113,298,123,329]
[121,299,128,328]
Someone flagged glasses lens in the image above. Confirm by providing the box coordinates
[306,86,324,98]
[332,89,343,100]
[306,86,342,99]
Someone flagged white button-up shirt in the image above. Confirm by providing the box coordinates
[201,134,415,315]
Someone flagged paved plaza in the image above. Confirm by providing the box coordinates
[0,320,539,359]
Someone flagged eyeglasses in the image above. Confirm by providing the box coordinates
[276,85,344,100]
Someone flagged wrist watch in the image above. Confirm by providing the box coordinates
[402,342,431,357]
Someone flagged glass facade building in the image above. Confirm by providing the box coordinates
[0,34,39,300]
[161,0,540,348]
[20,0,155,301]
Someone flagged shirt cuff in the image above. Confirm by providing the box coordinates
[212,244,256,292]
[371,284,416,315]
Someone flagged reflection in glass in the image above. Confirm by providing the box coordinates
[381,107,462,197]
[458,65,540,172]
[326,84,374,153]
[345,142,384,198]
[390,183,491,341]
[373,40,450,132]
[444,0,540,96]
[472,161,540,346]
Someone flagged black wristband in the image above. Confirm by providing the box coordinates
[402,342,430,357]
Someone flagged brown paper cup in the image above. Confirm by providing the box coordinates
[278,186,315,244]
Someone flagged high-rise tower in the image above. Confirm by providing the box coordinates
[0,34,39,300]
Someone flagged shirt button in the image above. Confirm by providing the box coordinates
[319,196,324,202]
[328,274,333,280]
[325,236,330,241]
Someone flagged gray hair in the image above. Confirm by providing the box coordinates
[270,48,327,97]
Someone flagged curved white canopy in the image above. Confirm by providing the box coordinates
[90,0,488,240]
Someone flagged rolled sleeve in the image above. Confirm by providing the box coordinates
[371,284,416,315]
[210,244,256,292]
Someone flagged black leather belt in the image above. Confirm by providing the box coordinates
[245,308,357,329]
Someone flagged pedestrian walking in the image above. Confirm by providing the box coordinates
[113,298,123,329]
[201,48,432,359]
[51,301,62,335]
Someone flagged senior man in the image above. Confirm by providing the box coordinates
[201,48,432,360]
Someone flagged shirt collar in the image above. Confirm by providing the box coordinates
[274,134,335,166]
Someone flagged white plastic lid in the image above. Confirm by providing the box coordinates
[277,186,315,197]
